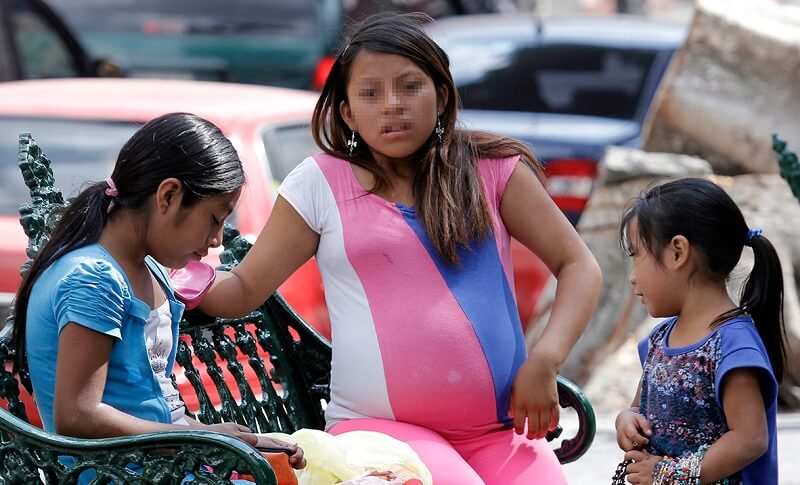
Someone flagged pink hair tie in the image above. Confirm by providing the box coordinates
[104,177,118,197]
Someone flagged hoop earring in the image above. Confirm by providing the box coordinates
[435,116,444,144]
[346,130,358,156]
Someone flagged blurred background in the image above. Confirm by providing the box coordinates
[2,0,799,482]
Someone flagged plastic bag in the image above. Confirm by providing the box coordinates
[257,429,431,485]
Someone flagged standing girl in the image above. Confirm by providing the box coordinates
[199,13,602,485]
[13,113,304,479]
[616,178,784,484]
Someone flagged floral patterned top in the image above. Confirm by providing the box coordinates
[637,315,778,485]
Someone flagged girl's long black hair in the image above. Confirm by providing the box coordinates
[12,112,245,373]
[619,177,786,382]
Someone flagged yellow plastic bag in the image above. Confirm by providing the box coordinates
[257,429,432,485]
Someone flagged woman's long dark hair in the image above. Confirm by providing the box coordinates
[12,112,245,373]
[312,13,542,266]
[619,177,787,382]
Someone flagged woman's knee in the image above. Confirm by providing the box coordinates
[466,433,566,485]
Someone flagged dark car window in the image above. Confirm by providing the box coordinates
[261,123,318,183]
[0,117,138,214]
[343,0,499,20]
[451,42,657,120]
[344,0,456,20]
[48,0,319,36]
[8,0,82,78]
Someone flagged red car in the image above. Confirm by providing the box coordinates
[0,78,330,330]
[0,78,551,421]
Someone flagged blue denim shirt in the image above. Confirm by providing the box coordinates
[27,243,185,432]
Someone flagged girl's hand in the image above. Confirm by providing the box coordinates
[204,423,306,469]
[615,408,652,451]
[257,437,306,469]
[623,449,662,485]
[287,443,306,469]
[204,422,258,446]
[509,352,560,440]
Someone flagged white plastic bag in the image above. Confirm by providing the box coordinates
[257,429,431,485]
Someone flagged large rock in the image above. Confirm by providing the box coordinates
[603,146,712,184]
[642,0,800,175]
[580,317,655,413]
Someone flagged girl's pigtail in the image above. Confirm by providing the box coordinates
[12,182,113,374]
[741,234,787,383]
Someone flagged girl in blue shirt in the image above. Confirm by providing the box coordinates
[12,112,304,475]
[615,178,784,484]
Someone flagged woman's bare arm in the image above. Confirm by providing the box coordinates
[501,161,602,366]
[501,161,602,439]
[199,196,320,318]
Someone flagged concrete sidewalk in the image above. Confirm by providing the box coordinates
[560,412,800,484]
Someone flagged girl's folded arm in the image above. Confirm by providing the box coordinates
[699,368,769,483]
[199,196,320,318]
[53,323,191,438]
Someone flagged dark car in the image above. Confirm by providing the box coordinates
[344,0,506,21]
[0,0,119,81]
[426,15,687,224]
[46,0,342,90]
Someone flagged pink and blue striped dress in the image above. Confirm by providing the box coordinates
[278,153,526,441]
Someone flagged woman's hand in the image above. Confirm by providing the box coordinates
[623,449,662,485]
[615,408,652,451]
[509,352,560,440]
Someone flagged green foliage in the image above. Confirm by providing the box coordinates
[772,134,800,202]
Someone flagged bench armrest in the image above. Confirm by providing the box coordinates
[0,408,277,484]
[548,375,596,464]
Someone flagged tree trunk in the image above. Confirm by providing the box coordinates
[642,0,800,175]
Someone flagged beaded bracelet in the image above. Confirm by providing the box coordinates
[651,445,731,485]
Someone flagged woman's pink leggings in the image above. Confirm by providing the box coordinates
[329,419,568,485]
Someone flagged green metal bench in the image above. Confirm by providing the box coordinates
[0,133,596,484]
